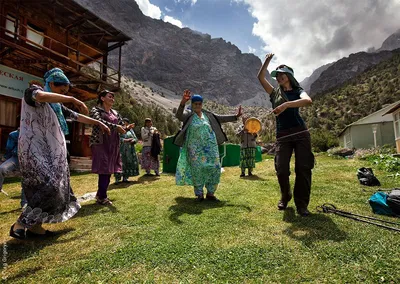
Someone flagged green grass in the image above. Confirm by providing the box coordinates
[1,155,400,283]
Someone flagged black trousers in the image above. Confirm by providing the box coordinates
[274,127,315,209]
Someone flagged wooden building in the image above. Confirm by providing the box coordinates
[0,0,131,156]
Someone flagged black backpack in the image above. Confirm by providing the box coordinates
[357,167,381,186]
[387,189,400,215]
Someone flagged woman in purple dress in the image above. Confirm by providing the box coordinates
[90,90,134,205]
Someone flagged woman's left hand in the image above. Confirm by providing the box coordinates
[236,105,243,118]
[273,102,289,116]
[72,98,89,115]
[127,123,135,130]
[98,121,111,135]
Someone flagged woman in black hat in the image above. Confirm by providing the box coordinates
[257,53,314,217]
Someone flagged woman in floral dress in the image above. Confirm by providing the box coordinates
[174,90,242,201]
[115,118,140,183]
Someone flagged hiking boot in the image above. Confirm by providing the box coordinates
[297,208,310,217]
[278,193,292,210]
[278,200,289,210]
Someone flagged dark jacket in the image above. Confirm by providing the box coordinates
[173,103,238,147]
[89,106,124,146]
[237,126,257,149]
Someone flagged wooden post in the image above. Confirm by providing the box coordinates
[102,52,108,82]
[14,0,20,42]
[0,0,4,51]
[118,44,122,88]
[76,34,80,71]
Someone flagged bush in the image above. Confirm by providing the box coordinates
[364,154,400,173]
[310,129,339,152]
[354,146,396,160]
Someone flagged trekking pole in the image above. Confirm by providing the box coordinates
[316,203,400,232]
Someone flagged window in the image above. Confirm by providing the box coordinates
[5,14,18,38]
[395,111,400,139]
[26,23,44,49]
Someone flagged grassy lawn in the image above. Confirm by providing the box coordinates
[1,155,399,283]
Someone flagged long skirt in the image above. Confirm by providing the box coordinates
[18,99,80,228]
[141,146,159,171]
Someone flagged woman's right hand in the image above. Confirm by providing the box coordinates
[116,125,126,134]
[181,89,191,104]
[264,53,274,64]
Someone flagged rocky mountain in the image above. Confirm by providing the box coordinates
[75,0,274,107]
[378,29,400,51]
[309,50,395,97]
[300,62,333,95]
[303,29,400,97]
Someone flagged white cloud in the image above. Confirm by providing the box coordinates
[248,46,256,53]
[238,0,400,81]
[164,15,184,28]
[174,0,198,6]
[135,0,162,19]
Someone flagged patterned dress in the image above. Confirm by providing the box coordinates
[176,113,221,188]
[18,85,80,228]
[116,129,139,181]
[91,110,122,175]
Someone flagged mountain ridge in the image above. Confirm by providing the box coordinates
[75,0,274,107]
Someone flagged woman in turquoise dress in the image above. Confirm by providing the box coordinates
[174,90,242,201]
[115,118,140,183]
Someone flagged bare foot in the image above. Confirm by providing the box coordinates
[13,222,25,231]
[28,225,46,234]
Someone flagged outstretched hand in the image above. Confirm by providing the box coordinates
[181,89,191,104]
[98,122,111,135]
[73,98,89,115]
[273,102,288,116]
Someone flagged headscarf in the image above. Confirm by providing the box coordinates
[191,94,203,103]
[44,68,70,135]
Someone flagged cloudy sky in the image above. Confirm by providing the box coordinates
[135,0,400,81]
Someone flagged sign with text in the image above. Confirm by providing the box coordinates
[0,64,43,99]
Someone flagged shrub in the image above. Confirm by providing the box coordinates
[310,129,339,152]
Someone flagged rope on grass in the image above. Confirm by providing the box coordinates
[316,203,400,232]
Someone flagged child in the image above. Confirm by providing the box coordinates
[237,117,257,177]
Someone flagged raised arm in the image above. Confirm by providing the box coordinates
[214,105,242,123]
[257,53,275,95]
[175,89,192,122]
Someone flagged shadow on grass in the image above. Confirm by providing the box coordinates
[137,174,161,184]
[1,228,78,271]
[0,208,22,216]
[282,207,348,246]
[108,180,142,190]
[168,197,252,224]
[74,202,118,218]
[241,174,267,181]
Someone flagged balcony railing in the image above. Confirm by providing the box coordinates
[0,14,122,88]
